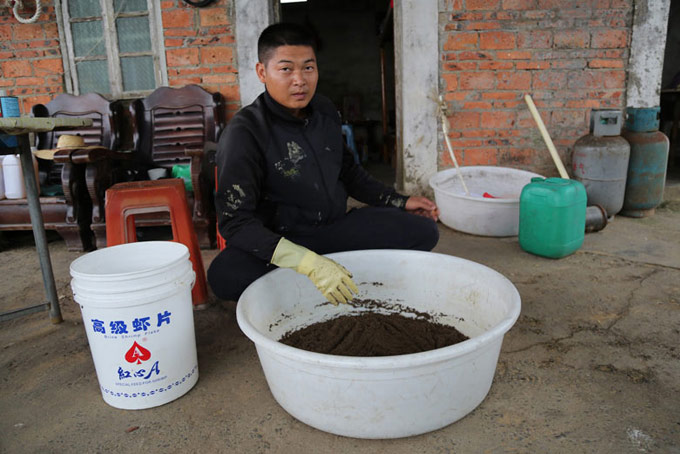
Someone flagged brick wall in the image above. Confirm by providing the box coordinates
[0,0,239,120]
[2,1,636,174]
[161,0,239,119]
[440,0,632,175]
[0,3,64,114]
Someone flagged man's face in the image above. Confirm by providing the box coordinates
[256,45,318,118]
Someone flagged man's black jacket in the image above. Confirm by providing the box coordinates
[215,90,408,262]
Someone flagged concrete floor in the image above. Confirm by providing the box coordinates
[1,182,679,453]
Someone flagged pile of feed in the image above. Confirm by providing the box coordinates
[279,299,468,357]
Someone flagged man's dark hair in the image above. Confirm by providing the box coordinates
[257,22,317,65]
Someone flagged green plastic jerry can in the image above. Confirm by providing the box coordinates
[519,177,587,259]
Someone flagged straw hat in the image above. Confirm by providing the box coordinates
[34,134,108,160]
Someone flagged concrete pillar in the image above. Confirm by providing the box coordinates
[626,0,672,108]
[393,0,438,194]
[235,0,279,107]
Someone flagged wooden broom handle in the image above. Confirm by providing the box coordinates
[524,94,569,179]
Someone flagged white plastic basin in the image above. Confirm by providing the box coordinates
[236,250,521,439]
[429,166,544,236]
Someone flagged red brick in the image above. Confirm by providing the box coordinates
[44,23,59,39]
[478,61,513,70]
[458,51,493,60]
[0,78,13,87]
[481,91,517,100]
[15,76,45,86]
[443,61,477,71]
[449,138,482,148]
[467,0,501,10]
[496,71,531,90]
[212,84,240,103]
[203,74,237,84]
[200,46,233,65]
[496,50,532,59]
[166,48,199,67]
[553,30,590,49]
[450,111,480,129]
[164,28,197,37]
[168,76,202,86]
[588,59,624,69]
[516,61,550,70]
[1,60,32,77]
[517,30,552,49]
[165,39,185,47]
[33,58,63,74]
[498,148,534,166]
[211,64,238,73]
[13,23,43,41]
[443,33,478,51]
[463,101,493,109]
[199,8,228,27]
[459,71,495,90]
[481,111,516,129]
[480,31,515,50]
[463,21,501,30]
[532,71,567,89]
[441,148,464,168]
[442,73,458,91]
[591,29,627,48]
[162,8,194,29]
[462,129,496,138]
[175,67,211,76]
[502,0,536,10]
[22,95,53,112]
[0,24,11,41]
[551,110,586,128]
[566,99,602,108]
[463,149,498,166]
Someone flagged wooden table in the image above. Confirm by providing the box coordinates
[0,117,93,324]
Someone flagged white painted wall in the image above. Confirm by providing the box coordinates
[393,0,438,194]
[626,0,672,107]
[235,0,279,107]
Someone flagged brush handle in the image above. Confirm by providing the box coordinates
[524,94,569,179]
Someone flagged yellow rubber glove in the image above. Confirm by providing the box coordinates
[271,238,358,305]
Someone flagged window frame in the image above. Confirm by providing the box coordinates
[55,0,168,99]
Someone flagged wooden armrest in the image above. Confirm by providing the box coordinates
[70,148,133,165]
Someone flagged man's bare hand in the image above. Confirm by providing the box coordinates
[405,196,439,221]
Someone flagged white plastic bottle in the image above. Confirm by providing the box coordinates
[3,154,25,199]
[0,156,5,199]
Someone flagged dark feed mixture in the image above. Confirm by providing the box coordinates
[279,299,469,357]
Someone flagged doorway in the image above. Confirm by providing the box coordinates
[280,0,396,186]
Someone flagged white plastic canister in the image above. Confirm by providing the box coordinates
[2,154,25,199]
[0,156,5,199]
[70,241,199,410]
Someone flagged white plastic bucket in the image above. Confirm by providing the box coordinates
[237,250,521,439]
[429,166,544,236]
[70,241,199,410]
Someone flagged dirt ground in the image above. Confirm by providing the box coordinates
[1,184,679,453]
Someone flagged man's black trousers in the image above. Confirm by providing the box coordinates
[207,206,440,301]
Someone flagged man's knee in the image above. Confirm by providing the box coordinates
[413,216,439,251]
[207,248,272,301]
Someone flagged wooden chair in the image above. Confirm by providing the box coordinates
[91,85,225,249]
[0,93,123,251]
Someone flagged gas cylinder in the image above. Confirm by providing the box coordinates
[573,109,630,218]
[620,107,669,217]
[519,177,587,259]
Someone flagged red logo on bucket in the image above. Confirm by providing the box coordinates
[125,341,151,365]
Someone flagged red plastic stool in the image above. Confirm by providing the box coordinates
[105,179,208,307]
